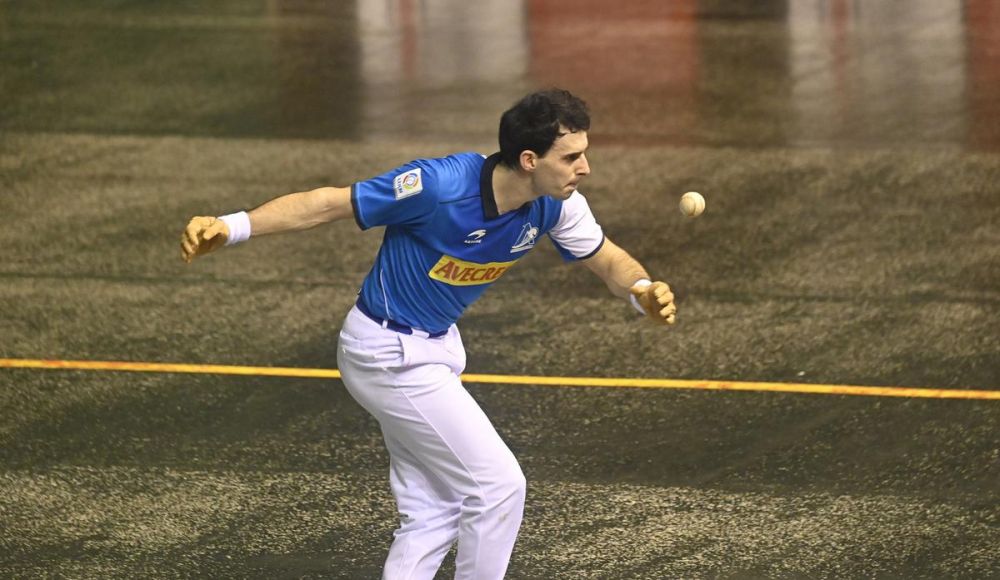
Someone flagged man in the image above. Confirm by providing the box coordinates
[180,89,676,579]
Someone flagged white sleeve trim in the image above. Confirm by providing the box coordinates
[549,191,604,259]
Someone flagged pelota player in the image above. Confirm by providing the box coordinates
[180,89,677,579]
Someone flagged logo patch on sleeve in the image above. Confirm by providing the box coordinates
[393,168,423,200]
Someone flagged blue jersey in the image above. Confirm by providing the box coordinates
[351,152,605,334]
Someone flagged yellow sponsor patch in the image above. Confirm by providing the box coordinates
[428,255,517,286]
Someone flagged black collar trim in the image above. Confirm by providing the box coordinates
[479,152,502,220]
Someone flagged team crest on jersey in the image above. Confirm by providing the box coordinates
[510,222,538,253]
[393,168,423,200]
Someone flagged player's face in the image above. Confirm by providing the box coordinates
[533,129,591,199]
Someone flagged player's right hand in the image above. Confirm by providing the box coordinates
[181,216,229,263]
[630,280,677,325]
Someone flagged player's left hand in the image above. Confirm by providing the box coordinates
[630,281,676,325]
[180,216,229,263]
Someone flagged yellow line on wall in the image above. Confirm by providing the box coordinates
[0,358,997,400]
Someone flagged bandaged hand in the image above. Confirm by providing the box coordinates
[629,280,677,325]
[180,216,229,263]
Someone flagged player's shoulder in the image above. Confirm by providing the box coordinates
[398,152,482,180]
[407,152,485,201]
[536,190,590,213]
[537,191,595,231]
[412,152,485,178]
[562,190,591,210]
[553,190,594,212]
[371,153,477,202]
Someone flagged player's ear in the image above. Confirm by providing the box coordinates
[519,150,538,173]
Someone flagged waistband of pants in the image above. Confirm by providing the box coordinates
[355,298,448,339]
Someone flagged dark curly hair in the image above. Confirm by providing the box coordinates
[498,89,590,169]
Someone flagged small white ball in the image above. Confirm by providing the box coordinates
[679,191,706,218]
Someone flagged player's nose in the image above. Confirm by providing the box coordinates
[577,154,591,176]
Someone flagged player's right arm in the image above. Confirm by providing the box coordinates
[180,186,353,263]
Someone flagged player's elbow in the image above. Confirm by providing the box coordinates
[311,186,354,224]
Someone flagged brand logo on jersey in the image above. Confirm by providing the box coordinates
[510,222,538,253]
[393,168,423,200]
[428,255,517,286]
[464,229,487,244]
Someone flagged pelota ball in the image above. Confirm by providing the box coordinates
[679,191,706,218]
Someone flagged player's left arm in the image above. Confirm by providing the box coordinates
[580,238,677,325]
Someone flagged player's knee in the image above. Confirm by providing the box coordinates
[492,463,526,507]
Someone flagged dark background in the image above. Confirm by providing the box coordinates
[1,1,998,577]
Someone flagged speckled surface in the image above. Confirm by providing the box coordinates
[2,1,999,578]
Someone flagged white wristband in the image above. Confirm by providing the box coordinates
[629,278,651,314]
[218,211,251,246]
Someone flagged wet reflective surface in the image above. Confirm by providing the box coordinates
[3,0,998,148]
[2,1,999,578]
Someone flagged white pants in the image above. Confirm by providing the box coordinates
[337,306,526,580]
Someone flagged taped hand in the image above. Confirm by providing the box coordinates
[180,216,229,263]
[630,281,677,325]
